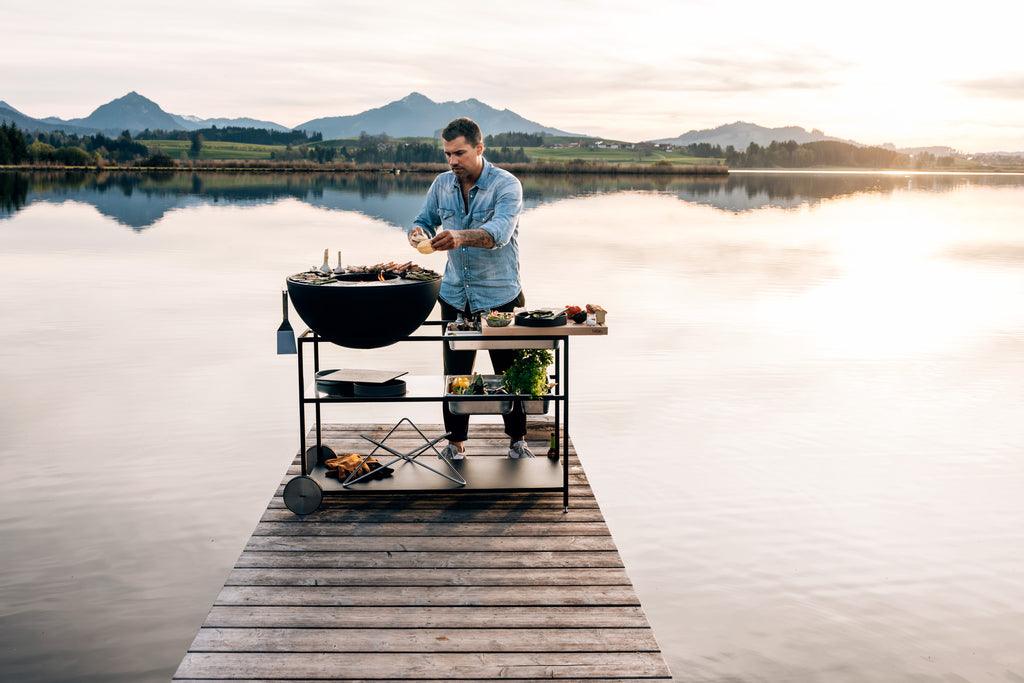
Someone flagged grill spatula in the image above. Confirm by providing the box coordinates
[277,290,297,355]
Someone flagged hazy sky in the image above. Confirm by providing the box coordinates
[4,0,1023,151]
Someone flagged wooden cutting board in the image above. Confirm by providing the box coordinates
[481,320,608,336]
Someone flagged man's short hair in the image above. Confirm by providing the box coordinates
[442,118,483,146]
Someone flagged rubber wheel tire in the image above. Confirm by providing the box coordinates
[283,475,322,515]
[305,444,336,469]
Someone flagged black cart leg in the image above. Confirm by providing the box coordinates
[563,336,570,513]
[554,342,560,449]
[298,337,307,476]
[313,337,323,461]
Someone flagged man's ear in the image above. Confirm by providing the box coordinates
[477,143,485,155]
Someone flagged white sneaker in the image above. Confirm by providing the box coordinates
[508,440,536,459]
[439,443,466,461]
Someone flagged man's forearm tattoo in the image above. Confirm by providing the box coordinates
[457,229,495,249]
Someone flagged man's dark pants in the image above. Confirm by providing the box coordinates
[441,292,526,444]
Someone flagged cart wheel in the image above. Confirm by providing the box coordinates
[305,444,336,469]
[283,475,322,515]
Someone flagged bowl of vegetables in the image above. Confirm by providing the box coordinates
[485,310,514,328]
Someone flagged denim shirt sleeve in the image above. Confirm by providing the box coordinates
[410,177,441,238]
[480,177,523,250]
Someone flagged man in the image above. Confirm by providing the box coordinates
[407,117,534,461]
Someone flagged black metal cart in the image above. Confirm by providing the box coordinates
[282,320,572,515]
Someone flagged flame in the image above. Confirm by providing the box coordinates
[377,270,385,282]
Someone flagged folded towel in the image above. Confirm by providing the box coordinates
[324,453,394,480]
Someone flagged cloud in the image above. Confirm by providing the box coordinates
[496,52,844,105]
[955,75,1024,98]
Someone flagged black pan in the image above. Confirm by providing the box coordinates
[315,369,354,396]
[353,378,407,397]
[515,310,567,327]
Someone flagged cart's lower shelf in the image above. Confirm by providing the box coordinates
[310,455,563,494]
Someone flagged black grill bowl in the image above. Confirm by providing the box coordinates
[287,273,441,348]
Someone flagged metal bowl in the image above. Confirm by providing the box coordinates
[287,273,441,349]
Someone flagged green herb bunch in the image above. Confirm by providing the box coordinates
[502,349,553,397]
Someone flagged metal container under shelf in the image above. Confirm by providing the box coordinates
[445,325,559,351]
[445,375,513,415]
[522,395,552,415]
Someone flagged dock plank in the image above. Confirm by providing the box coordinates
[235,550,625,569]
[203,606,653,628]
[214,585,641,607]
[260,508,607,523]
[189,627,661,653]
[244,535,617,552]
[173,422,670,681]
[224,568,633,587]
[176,652,671,680]
[252,521,611,536]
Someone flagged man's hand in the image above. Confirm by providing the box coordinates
[430,230,462,251]
[431,229,494,251]
[408,227,427,247]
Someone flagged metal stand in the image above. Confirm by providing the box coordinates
[288,321,572,515]
[341,417,466,487]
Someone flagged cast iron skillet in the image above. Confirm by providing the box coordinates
[514,309,567,327]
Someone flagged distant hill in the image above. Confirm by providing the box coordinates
[1,92,294,136]
[652,121,855,149]
[295,92,582,140]
[1,101,97,134]
[56,91,185,133]
[891,145,963,157]
[168,113,291,132]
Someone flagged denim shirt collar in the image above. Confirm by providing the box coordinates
[450,157,493,192]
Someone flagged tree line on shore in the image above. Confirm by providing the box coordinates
[136,126,319,145]
[685,139,954,169]
[272,133,528,164]
[0,121,963,170]
[0,124,530,166]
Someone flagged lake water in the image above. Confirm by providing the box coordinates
[2,170,1024,682]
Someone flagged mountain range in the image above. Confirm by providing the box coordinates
[0,91,578,140]
[652,121,858,149]
[0,91,991,155]
[293,92,577,139]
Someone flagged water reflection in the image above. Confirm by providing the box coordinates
[4,170,1023,230]
[3,170,1024,682]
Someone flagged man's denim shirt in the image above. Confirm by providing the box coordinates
[409,158,523,313]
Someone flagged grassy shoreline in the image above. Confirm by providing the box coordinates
[5,163,1023,174]
[0,161,729,175]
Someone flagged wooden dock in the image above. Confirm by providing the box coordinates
[173,420,672,681]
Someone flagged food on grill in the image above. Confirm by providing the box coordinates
[288,261,440,286]
[287,256,441,348]
[290,271,336,285]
